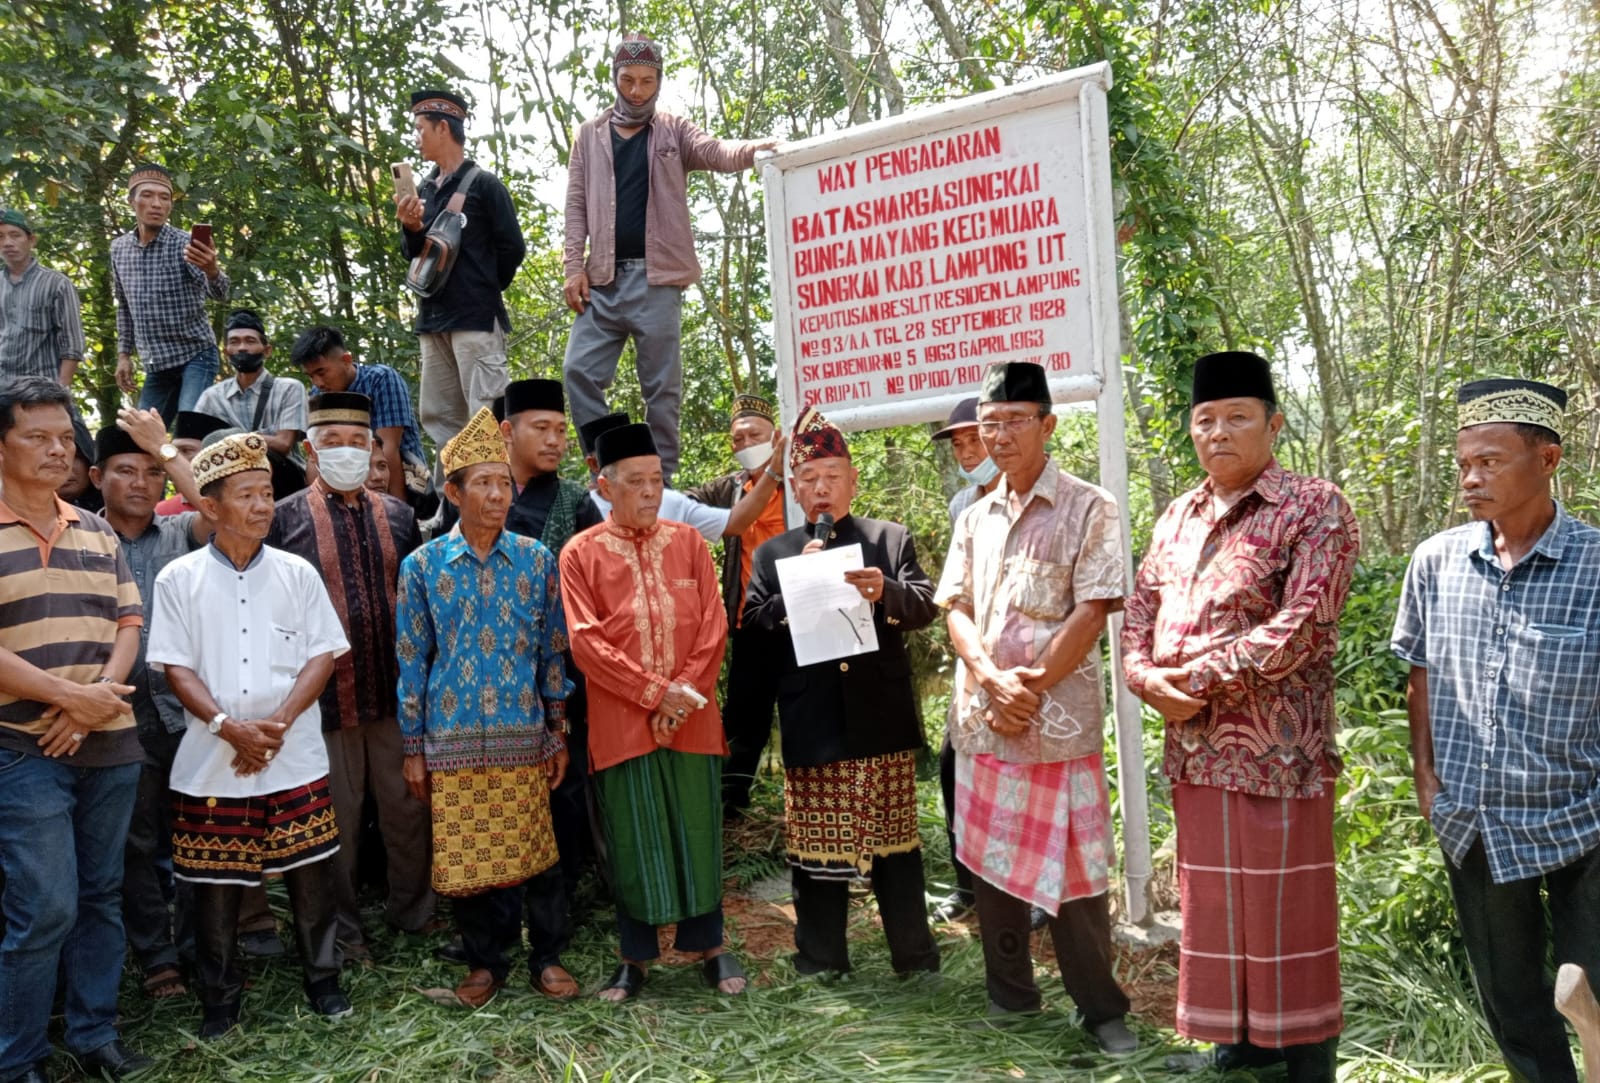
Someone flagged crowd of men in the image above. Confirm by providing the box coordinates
[0,29,1595,1083]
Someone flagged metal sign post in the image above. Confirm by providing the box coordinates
[759,61,1152,923]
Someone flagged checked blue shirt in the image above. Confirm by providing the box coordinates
[1392,504,1600,883]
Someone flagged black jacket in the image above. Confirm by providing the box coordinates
[400,158,526,333]
[682,469,748,627]
[743,514,937,768]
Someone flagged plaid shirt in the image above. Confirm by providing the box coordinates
[347,363,425,466]
[111,224,229,372]
[0,259,84,380]
[1392,504,1600,883]
[1122,462,1360,799]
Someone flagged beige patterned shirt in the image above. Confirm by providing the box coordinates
[935,461,1126,763]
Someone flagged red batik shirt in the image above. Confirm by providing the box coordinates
[1121,462,1360,799]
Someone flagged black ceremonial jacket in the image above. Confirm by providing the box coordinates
[743,514,937,769]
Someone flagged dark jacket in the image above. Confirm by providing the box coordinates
[683,469,746,627]
[743,514,936,769]
[400,158,526,333]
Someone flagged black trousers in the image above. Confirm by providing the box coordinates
[937,731,974,902]
[454,867,571,982]
[972,876,1130,1025]
[791,849,940,974]
[549,732,593,896]
[121,727,192,973]
[1444,838,1600,1083]
[192,860,340,1008]
[722,625,781,810]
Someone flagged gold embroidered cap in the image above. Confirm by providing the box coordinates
[440,406,508,475]
[1457,378,1566,438]
[731,393,775,424]
[192,432,270,490]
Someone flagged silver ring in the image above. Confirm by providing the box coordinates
[264,750,274,762]
[676,708,686,717]
[70,732,85,743]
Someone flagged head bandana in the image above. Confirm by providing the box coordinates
[611,33,664,128]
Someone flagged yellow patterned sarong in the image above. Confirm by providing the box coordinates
[429,763,559,896]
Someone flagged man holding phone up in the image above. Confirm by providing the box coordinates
[111,164,230,425]
[394,90,525,459]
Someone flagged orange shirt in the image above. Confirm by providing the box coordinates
[560,518,729,772]
[736,483,787,626]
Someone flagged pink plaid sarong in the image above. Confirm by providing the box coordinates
[953,751,1110,915]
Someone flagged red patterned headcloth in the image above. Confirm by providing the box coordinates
[789,405,850,470]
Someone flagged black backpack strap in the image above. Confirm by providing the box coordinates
[250,371,275,433]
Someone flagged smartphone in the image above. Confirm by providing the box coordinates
[391,162,417,204]
[189,223,213,249]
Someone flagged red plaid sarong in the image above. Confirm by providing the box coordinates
[953,751,1110,915]
[1174,782,1342,1048]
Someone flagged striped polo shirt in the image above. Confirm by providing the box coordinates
[0,496,144,767]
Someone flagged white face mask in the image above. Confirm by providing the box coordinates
[315,444,371,492]
[958,457,1000,487]
[734,444,771,473]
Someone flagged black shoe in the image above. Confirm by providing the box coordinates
[1088,1017,1139,1055]
[306,978,353,1019]
[237,928,285,959]
[432,937,468,964]
[77,1039,155,1079]
[198,1002,241,1041]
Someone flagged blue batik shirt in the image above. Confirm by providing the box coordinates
[1392,503,1600,883]
[396,527,571,772]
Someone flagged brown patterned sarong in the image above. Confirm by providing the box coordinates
[429,763,559,897]
[784,750,921,880]
[172,779,340,886]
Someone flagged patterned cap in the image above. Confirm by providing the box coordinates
[789,405,850,470]
[440,406,507,475]
[0,208,32,235]
[193,432,270,490]
[731,393,775,424]
[410,89,469,120]
[613,33,664,71]
[1457,378,1566,437]
[127,163,173,197]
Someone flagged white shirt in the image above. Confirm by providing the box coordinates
[586,488,729,542]
[148,544,349,798]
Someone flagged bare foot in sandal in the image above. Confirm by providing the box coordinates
[702,947,747,995]
[142,964,187,1000]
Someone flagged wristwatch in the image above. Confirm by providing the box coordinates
[208,711,230,735]
[157,442,179,464]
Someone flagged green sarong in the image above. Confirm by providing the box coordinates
[592,748,723,926]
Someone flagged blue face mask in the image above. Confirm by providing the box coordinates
[958,457,1000,486]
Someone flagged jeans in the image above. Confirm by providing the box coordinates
[138,347,221,428]
[563,260,684,481]
[0,750,140,1074]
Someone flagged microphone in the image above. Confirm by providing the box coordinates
[811,512,835,546]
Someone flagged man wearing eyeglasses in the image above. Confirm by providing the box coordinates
[935,361,1137,1056]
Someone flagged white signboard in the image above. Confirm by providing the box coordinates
[762,63,1119,431]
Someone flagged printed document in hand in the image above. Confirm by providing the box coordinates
[774,543,880,666]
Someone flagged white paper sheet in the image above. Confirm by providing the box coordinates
[774,543,880,666]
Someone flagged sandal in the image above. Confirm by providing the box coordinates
[702,950,747,995]
[142,964,187,1000]
[533,964,580,1001]
[597,962,647,1002]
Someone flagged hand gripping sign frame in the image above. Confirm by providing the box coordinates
[760,62,1153,923]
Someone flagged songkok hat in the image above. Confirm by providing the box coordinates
[224,308,266,337]
[440,407,507,476]
[1457,378,1566,440]
[0,208,33,235]
[578,411,630,453]
[595,423,658,469]
[193,432,269,490]
[503,378,565,419]
[410,89,469,120]
[932,397,980,440]
[127,163,173,197]
[173,410,230,443]
[490,394,506,423]
[93,425,144,465]
[789,405,850,470]
[308,392,371,429]
[979,362,1051,406]
[731,393,775,424]
[613,33,664,72]
[1191,350,1276,406]
[71,415,94,465]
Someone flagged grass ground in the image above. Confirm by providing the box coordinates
[93,775,1534,1082]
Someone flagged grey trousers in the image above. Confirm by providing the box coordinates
[323,720,436,944]
[418,327,510,451]
[562,260,684,480]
